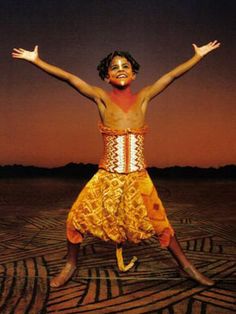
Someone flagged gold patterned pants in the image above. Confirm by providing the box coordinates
[67,169,174,247]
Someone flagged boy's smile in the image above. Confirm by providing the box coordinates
[106,56,136,87]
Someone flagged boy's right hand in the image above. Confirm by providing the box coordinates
[12,45,39,62]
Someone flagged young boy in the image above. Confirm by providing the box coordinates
[12,40,220,288]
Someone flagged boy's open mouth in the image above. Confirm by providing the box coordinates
[116,74,127,78]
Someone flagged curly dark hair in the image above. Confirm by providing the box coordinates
[97,51,140,80]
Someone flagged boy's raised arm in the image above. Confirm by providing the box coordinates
[144,40,220,101]
[12,45,102,101]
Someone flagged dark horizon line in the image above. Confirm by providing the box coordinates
[0,162,235,179]
[0,162,235,169]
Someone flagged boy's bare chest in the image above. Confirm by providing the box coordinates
[108,92,138,113]
[98,96,146,129]
[96,89,149,129]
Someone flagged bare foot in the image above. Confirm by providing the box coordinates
[50,263,77,288]
[182,264,215,286]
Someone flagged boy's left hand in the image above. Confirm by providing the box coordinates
[193,40,220,57]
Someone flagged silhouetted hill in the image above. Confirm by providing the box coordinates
[0,163,235,179]
[0,163,97,179]
[148,165,236,179]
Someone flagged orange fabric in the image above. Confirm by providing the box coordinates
[66,169,174,247]
[99,123,148,135]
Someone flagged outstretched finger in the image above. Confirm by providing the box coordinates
[12,48,23,53]
[211,40,220,47]
[213,42,221,49]
[13,48,25,52]
[12,53,23,58]
[208,43,220,52]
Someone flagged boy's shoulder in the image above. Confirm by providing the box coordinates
[92,86,107,99]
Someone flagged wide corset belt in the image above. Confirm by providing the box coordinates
[99,130,146,173]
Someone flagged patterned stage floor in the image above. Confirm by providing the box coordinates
[0,180,235,313]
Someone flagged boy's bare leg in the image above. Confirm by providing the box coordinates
[168,235,215,286]
[50,240,80,288]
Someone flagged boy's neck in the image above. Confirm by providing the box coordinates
[111,86,133,96]
[109,86,137,113]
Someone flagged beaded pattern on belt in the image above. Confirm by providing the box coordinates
[98,123,147,173]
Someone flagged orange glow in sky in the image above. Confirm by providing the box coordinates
[1,1,235,167]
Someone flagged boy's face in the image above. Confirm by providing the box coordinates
[106,56,136,87]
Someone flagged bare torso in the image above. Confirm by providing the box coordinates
[96,88,149,130]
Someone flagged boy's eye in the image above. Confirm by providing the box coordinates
[110,63,130,71]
